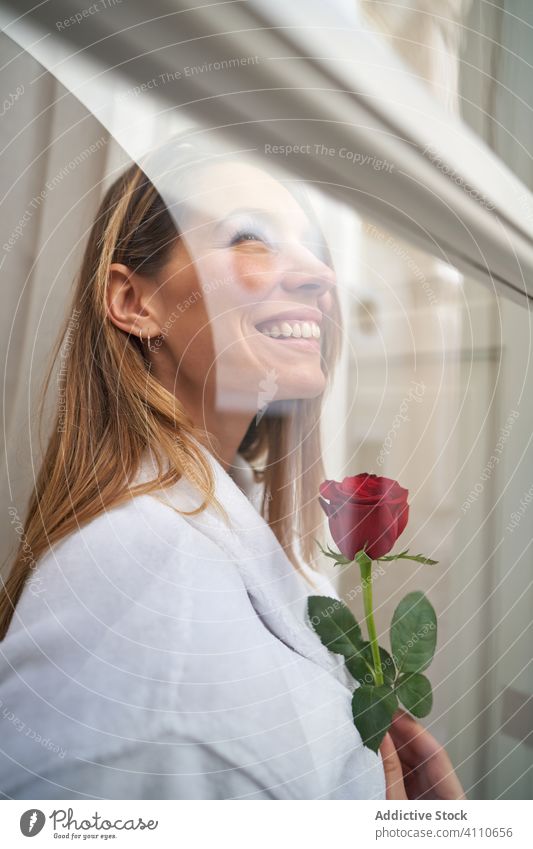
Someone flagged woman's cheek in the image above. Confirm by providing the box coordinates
[231,253,281,295]
[318,289,333,316]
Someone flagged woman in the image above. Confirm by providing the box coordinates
[0,138,465,800]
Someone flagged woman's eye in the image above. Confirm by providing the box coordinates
[230,230,268,247]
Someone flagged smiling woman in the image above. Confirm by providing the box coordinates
[0,138,368,800]
[0,134,467,801]
[111,154,339,462]
[0,142,342,633]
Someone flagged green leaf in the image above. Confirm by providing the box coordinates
[352,684,398,753]
[378,549,438,565]
[307,596,365,664]
[390,591,437,675]
[377,645,397,685]
[395,672,433,718]
[344,640,375,684]
[345,642,397,687]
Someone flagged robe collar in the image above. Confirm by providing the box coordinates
[133,443,355,691]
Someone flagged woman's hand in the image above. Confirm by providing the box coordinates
[379,708,467,800]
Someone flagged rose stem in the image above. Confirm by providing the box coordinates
[358,554,384,686]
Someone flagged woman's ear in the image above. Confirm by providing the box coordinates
[106,263,158,338]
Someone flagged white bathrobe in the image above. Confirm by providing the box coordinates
[0,445,386,800]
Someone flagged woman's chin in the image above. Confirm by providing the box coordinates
[277,373,327,401]
[214,366,326,414]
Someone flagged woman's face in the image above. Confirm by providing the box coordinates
[148,161,337,416]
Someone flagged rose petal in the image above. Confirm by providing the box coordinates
[395,503,409,537]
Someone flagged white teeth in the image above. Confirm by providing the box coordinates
[259,319,321,340]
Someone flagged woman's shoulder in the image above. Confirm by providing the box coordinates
[0,491,270,792]
[45,490,237,578]
[10,490,247,644]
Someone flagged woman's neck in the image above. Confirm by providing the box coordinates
[152,359,255,471]
[200,408,254,471]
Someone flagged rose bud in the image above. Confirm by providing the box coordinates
[319,474,409,561]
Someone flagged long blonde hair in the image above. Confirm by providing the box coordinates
[0,154,341,640]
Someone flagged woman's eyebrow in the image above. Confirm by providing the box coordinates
[211,207,274,233]
[211,207,329,257]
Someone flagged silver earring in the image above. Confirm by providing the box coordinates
[147,332,160,353]
[138,328,143,343]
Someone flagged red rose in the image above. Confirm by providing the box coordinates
[319,474,409,561]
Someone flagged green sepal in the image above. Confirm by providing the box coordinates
[378,548,438,565]
[355,549,372,572]
[314,539,353,567]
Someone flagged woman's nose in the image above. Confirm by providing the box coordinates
[280,242,336,299]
